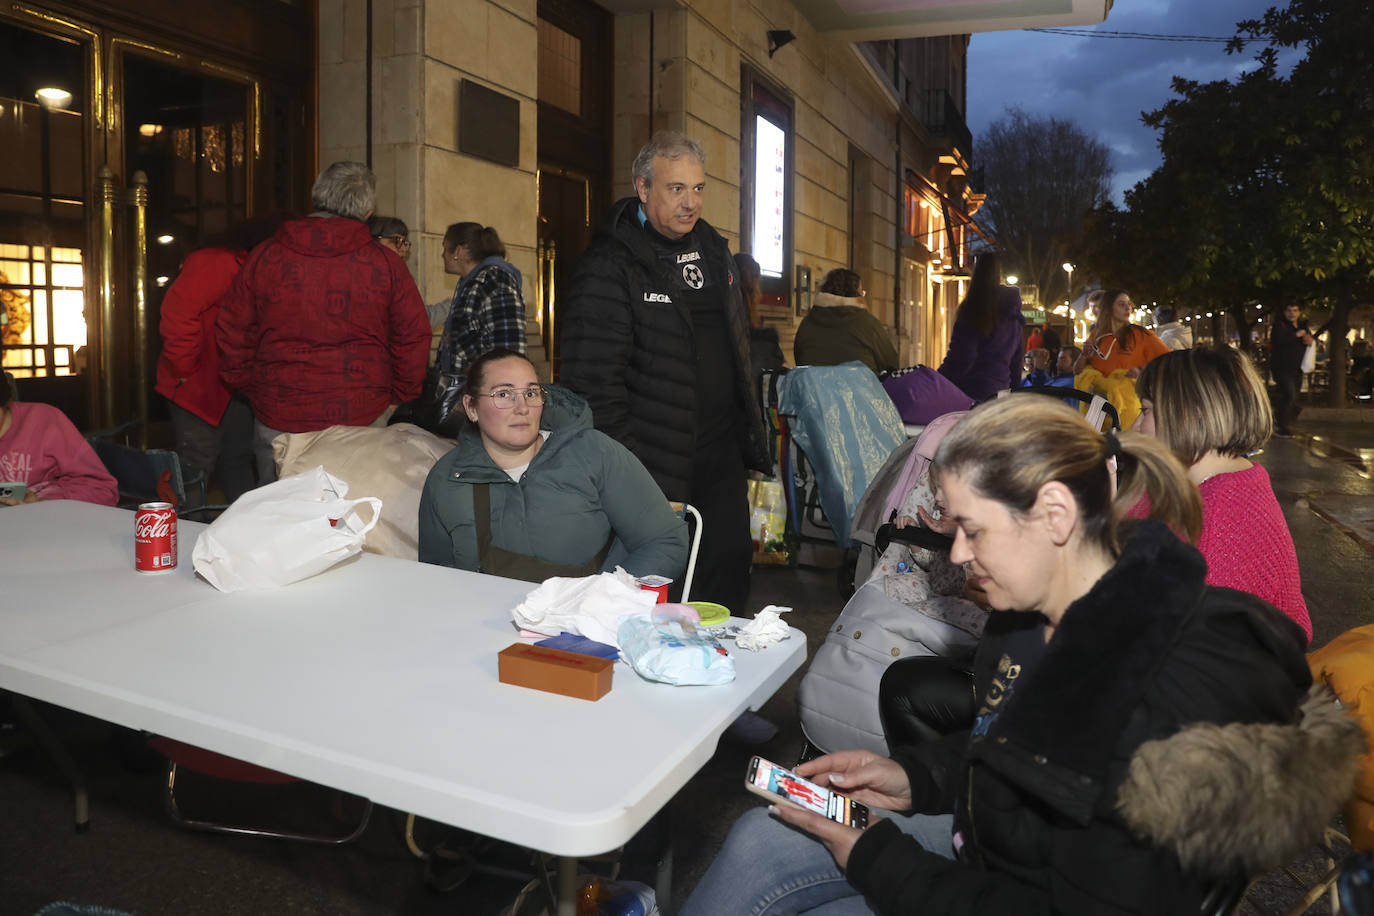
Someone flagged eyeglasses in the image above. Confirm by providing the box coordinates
[477,385,546,408]
[375,235,410,252]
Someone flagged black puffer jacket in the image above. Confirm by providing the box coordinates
[559,197,769,501]
[844,520,1361,915]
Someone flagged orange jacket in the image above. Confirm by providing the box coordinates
[1309,625,1374,850]
[1084,325,1170,375]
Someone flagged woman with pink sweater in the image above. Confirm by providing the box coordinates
[0,373,117,507]
[1135,347,1311,641]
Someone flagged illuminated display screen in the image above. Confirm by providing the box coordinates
[752,114,786,278]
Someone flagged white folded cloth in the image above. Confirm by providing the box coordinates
[734,604,794,651]
[511,567,657,647]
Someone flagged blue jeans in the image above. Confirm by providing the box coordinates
[679,807,955,916]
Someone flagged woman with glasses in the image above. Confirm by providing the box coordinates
[418,349,687,582]
[1074,287,1169,378]
[368,215,411,259]
[435,222,527,387]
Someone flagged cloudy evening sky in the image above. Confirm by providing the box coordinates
[967,0,1303,203]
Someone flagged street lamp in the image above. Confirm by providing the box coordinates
[1062,262,1075,302]
[1005,274,1018,285]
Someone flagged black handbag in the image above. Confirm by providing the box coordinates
[390,366,467,438]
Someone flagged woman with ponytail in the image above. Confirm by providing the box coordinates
[435,222,527,385]
[680,395,1349,916]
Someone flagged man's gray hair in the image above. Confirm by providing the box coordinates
[311,161,377,221]
[631,130,706,188]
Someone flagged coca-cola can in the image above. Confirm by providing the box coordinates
[135,501,178,574]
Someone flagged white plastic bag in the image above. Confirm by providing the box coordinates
[192,466,382,592]
[1300,342,1317,374]
[617,608,736,686]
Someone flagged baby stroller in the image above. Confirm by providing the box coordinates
[761,363,907,588]
[797,412,986,757]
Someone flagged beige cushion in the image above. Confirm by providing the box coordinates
[274,423,457,560]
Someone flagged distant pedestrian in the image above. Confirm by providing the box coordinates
[1269,304,1314,437]
[936,252,1024,402]
[1153,305,1193,350]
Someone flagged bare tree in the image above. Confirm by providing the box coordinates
[975,108,1113,306]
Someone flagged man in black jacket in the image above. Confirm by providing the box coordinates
[560,130,769,615]
[1270,303,1314,437]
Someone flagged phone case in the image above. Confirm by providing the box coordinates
[745,757,868,828]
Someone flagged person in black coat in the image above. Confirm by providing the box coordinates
[559,130,769,614]
[679,395,1362,916]
[1270,303,1314,436]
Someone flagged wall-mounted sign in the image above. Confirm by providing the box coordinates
[752,115,786,278]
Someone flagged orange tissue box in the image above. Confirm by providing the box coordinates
[498,643,614,701]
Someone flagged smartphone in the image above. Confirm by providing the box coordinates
[745,755,868,828]
[0,482,26,503]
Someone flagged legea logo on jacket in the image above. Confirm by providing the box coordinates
[643,292,672,303]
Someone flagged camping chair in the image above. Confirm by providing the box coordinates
[669,501,703,603]
[85,434,225,520]
[146,736,373,845]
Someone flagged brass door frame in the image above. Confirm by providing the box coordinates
[9,4,263,429]
[535,164,591,378]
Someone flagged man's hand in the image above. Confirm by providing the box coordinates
[770,803,869,870]
[1028,348,1051,371]
[796,750,913,812]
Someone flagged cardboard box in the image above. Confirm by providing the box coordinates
[498,643,614,701]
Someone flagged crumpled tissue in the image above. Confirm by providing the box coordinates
[734,605,793,651]
[511,567,657,648]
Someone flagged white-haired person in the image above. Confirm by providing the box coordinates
[678,395,1351,916]
[1135,346,1311,641]
[216,161,431,482]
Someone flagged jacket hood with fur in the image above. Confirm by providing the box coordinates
[1118,685,1364,878]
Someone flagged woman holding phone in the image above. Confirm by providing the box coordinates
[680,395,1354,916]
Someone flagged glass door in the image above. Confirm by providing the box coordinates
[117,49,251,427]
[0,17,91,425]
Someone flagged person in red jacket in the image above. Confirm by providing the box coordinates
[215,162,431,482]
[155,215,288,501]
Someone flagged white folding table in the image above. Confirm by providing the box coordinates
[0,500,807,913]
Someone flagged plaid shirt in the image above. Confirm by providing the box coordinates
[436,259,527,378]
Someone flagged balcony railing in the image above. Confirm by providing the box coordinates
[919,90,972,160]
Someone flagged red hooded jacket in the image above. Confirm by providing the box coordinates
[215,216,430,432]
[155,247,243,424]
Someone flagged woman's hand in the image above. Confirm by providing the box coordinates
[0,491,40,506]
[770,803,868,870]
[796,750,913,812]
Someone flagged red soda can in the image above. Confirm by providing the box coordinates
[135,501,178,574]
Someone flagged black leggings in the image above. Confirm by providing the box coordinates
[879,655,977,747]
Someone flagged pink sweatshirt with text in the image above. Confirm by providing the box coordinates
[0,402,118,506]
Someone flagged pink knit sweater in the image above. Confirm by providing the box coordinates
[1198,463,1311,641]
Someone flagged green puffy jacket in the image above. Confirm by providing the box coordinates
[417,385,688,580]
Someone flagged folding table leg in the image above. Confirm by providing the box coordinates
[12,696,89,831]
[556,856,578,916]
